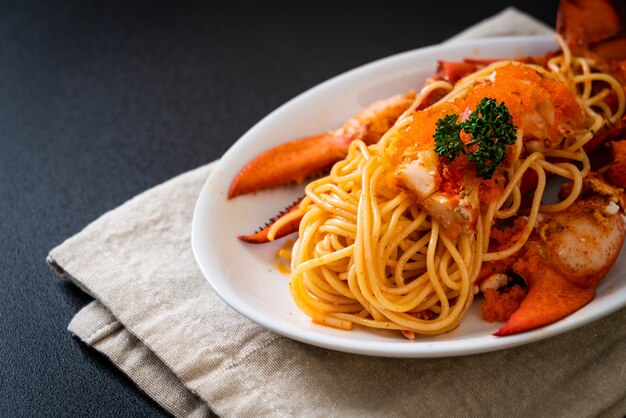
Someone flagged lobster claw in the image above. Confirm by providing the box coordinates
[228,92,415,199]
[229,133,353,199]
[494,176,626,336]
[494,264,596,336]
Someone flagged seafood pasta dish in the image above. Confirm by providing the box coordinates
[227,0,626,339]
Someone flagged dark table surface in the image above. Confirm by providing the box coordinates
[2,1,558,416]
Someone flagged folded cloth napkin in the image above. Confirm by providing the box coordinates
[48,7,626,418]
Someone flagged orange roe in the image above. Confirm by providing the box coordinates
[386,63,585,198]
[489,217,528,249]
[481,285,527,322]
[479,179,503,205]
[387,102,461,167]
[476,217,528,284]
[511,245,543,278]
[383,62,587,256]
[459,64,584,149]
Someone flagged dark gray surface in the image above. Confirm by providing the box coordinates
[0,1,557,416]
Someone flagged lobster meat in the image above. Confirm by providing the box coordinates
[480,173,626,336]
[228,0,626,336]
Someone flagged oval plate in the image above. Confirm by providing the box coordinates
[192,36,626,358]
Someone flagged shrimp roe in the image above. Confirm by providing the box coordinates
[460,64,584,149]
[386,63,586,205]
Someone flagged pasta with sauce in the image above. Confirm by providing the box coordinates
[275,36,626,337]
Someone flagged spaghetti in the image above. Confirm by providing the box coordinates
[283,36,626,337]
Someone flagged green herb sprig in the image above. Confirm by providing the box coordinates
[433,98,517,179]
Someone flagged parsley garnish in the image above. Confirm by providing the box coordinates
[433,98,517,179]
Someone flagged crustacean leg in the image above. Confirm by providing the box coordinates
[238,198,303,244]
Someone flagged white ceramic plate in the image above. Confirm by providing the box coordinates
[192,36,626,358]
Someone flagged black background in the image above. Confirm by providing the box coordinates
[1,1,558,416]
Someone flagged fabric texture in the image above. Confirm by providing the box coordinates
[47,7,626,418]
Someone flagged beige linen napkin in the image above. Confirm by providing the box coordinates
[48,8,626,418]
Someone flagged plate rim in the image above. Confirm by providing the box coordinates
[192,35,626,358]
